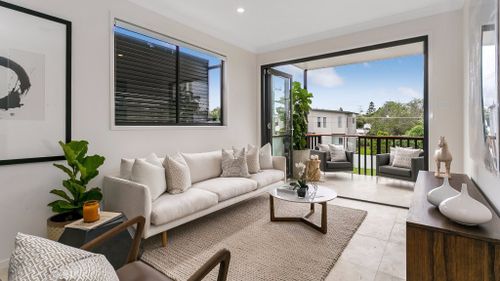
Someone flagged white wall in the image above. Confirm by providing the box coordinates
[258,10,465,172]
[462,0,500,212]
[0,0,258,262]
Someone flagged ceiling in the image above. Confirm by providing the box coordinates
[293,42,423,70]
[127,0,463,53]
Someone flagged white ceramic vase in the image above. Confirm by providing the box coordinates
[438,183,492,226]
[427,177,459,207]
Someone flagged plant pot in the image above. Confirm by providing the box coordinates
[292,149,311,179]
[297,186,308,198]
[47,212,81,241]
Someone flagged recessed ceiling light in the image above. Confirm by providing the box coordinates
[236,7,245,13]
[117,53,124,57]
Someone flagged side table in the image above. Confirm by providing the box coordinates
[58,213,133,269]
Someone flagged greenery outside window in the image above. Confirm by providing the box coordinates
[113,20,224,126]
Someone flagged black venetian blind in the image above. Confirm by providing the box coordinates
[114,23,222,126]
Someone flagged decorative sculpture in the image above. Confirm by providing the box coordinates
[434,136,453,178]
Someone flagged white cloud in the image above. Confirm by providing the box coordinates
[363,62,370,68]
[397,87,421,99]
[308,68,343,88]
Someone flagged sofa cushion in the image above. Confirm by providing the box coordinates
[379,165,411,178]
[191,177,258,201]
[259,143,273,169]
[163,153,191,194]
[326,161,352,169]
[182,151,222,184]
[246,144,260,173]
[328,144,347,162]
[151,189,218,225]
[249,169,284,188]
[221,148,250,178]
[131,159,167,201]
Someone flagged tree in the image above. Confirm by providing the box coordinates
[209,107,221,121]
[367,101,376,115]
[291,82,313,150]
[405,123,424,137]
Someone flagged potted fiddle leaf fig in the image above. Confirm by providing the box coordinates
[46,140,105,240]
[291,81,313,179]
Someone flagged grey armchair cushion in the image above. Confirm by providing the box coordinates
[379,165,411,177]
[326,161,352,169]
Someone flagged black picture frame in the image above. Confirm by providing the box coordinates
[0,1,71,165]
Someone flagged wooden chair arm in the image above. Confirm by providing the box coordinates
[80,216,145,264]
[187,249,231,281]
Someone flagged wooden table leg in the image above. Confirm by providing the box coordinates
[269,196,328,234]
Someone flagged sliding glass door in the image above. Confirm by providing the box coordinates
[262,68,292,172]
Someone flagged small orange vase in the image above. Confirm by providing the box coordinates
[83,200,100,223]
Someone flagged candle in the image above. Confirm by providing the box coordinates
[83,200,100,223]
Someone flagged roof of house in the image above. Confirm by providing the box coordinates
[310,108,358,115]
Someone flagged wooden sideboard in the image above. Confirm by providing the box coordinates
[407,171,500,281]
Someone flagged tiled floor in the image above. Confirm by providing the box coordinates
[323,172,414,208]
[0,192,409,281]
[326,197,408,281]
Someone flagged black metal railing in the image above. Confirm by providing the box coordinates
[305,133,424,176]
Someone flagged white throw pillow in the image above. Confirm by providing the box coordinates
[119,158,134,179]
[317,143,331,161]
[145,152,163,167]
[389,147,401,165]
[221,148,251,177]
[163,153,191,194]
[182,151,222,183]
[259,143,273,170]
[119,153,162,180]
[392,148,422,169]
[131,159,167,201]
[246,144,260,174]
[328,144,347,162]
[9,233,118,281]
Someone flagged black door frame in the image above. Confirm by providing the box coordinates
[260,35,429,170]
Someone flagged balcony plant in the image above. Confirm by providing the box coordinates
[291,81,313,178]
[46,140,105,240]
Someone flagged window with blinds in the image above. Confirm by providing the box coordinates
[113,21,224,126]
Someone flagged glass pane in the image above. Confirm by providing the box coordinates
[114,26,177,126]
[272,136,286,156]
[179,47,223,124]
[271,76,289,136]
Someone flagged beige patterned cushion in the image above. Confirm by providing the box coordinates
[246,144,260,174]
[389,146,401,165]
[328,144,347,162]
[163,153,191,194]
[259,143,273,169]
[392,148,421,168]
[221,148,251,177]
[9,233,118,281]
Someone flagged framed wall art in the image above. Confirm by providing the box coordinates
[0,1,71,165]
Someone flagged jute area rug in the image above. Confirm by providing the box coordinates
[141,194,367,281]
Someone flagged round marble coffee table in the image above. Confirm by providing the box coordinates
[268,185,337,234]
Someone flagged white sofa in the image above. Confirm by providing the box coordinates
[103,150,286,244]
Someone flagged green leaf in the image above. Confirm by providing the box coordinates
[59,140,88,168]
[78,155,105,184]
[53,163,74,179]
[49,189,73,202]
[81,187,103,202]
[48,200,79,213]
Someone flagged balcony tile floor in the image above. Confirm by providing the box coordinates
[322,172,414,208]
[327,197,408,281]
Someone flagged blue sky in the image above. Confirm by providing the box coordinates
[275,54,424,113]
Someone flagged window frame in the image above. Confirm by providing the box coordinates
[110,19,226,129]
[323,117,327,128]
[338,116,342,128]
[317,117,321,128]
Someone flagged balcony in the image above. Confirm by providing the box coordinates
[305,133,425,208]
